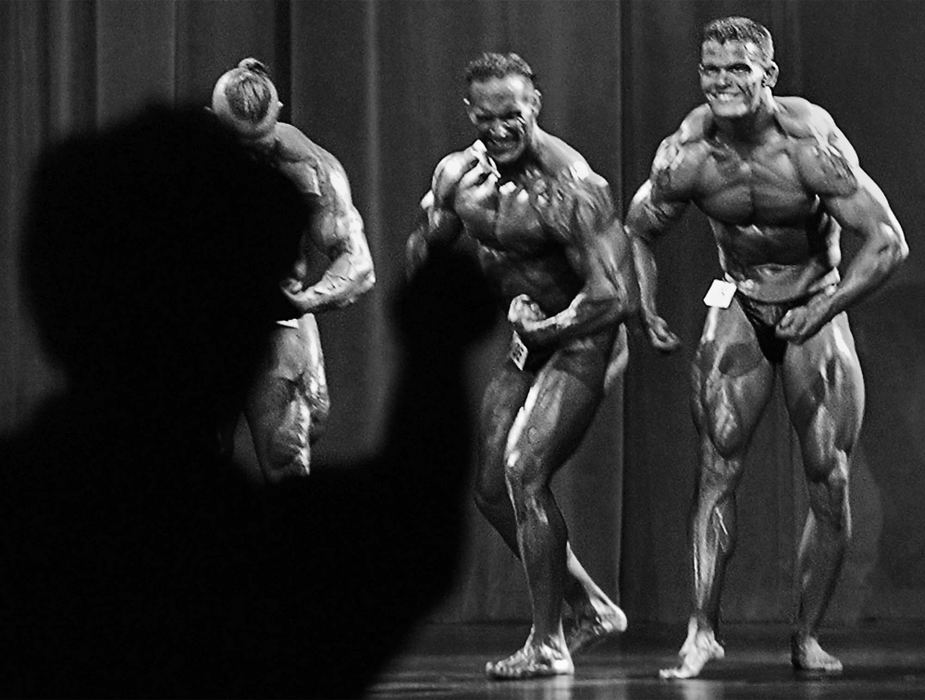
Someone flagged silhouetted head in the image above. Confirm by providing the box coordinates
[22,104,307,425]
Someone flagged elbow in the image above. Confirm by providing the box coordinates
[883,220,909,267]
[356,259,376,297]
[893,237,910,268]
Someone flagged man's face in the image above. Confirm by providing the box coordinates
[699,40,773,119]
[465,74,539,165]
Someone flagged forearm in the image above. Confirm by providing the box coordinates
[826,222,908,315]
[287,253,375,314]
[285,217,375,314]
[516,289,623,347]
[630,234,662,322]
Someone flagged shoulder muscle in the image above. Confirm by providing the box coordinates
[651,107,712,198]
[776,98,860,197]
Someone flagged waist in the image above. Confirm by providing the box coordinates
[724,262,839,303]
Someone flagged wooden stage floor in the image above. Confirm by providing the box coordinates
[367,621,925,699]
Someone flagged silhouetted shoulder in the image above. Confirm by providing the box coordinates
[775,97,860,197]
[650,105,712,199]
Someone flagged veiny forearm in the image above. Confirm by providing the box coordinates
[827,221,908,315]
[286,216,375,314]
[630,234,662,322]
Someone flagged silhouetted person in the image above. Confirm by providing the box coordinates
[0,104,485,698]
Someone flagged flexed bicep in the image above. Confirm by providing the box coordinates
[283,162,375,314]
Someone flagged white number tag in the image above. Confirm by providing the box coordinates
[703,279,737,309]
[509,332,528,370]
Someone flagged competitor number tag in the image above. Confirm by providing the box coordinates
[509,332,528,370]
[703,279,736,309]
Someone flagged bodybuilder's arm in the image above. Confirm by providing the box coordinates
[509,170,638,348]
[281,159,375,315]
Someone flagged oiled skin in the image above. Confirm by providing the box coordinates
[627,67,907,678]
[408,101,637,677]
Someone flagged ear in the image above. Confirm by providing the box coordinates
[463,97,477,124]
[532,89,542,115]
[763,62,779,89]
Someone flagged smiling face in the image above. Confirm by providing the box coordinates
[465,74,540,166]
[699,39,776,119]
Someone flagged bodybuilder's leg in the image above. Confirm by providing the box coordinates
[661,303,775,679]
[783,313,863,673]
[245,316,328,484]
[475,354,624,661]
[485,341,612,679]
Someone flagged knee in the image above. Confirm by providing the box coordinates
[263,435,310,482]
[308,393,330,444]
[502,449,544,508]
[473,483,507,519]
[806,463,851,531]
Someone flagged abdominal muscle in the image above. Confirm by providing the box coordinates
[711,218,840,302]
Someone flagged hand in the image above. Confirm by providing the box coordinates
[644,313,681,353]
[776,293,834,344]
[508,294,547,345]
[281,277,302,295]
[453,153,499,216]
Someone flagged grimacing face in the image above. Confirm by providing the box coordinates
[699,39,776,119]
[465,74,540,165]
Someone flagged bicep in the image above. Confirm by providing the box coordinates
[625,178,689,241]
[823,169,902,242]
[558,180,630,290]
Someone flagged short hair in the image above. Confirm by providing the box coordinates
[223,58,275,124]
[702,16,774,63]
[464,52,537,88]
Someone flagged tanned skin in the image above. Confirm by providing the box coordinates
[213,61,375,483]
[407,66,638,679]
[625,30,907,679]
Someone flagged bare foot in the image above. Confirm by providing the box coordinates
[485,642,574,680]
[791,634,843,673]
[659,625,725,679]
[565,606,628,654]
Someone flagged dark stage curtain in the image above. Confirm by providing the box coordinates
[620,0,925,626]
[1,0,922,626]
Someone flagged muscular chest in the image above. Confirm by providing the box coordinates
[696,142,815,225]
[455,174,555,255]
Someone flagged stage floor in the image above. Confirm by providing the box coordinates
[367,621,925,699]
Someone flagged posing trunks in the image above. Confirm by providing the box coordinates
[735,281,837,365]
[508,326,619,395]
